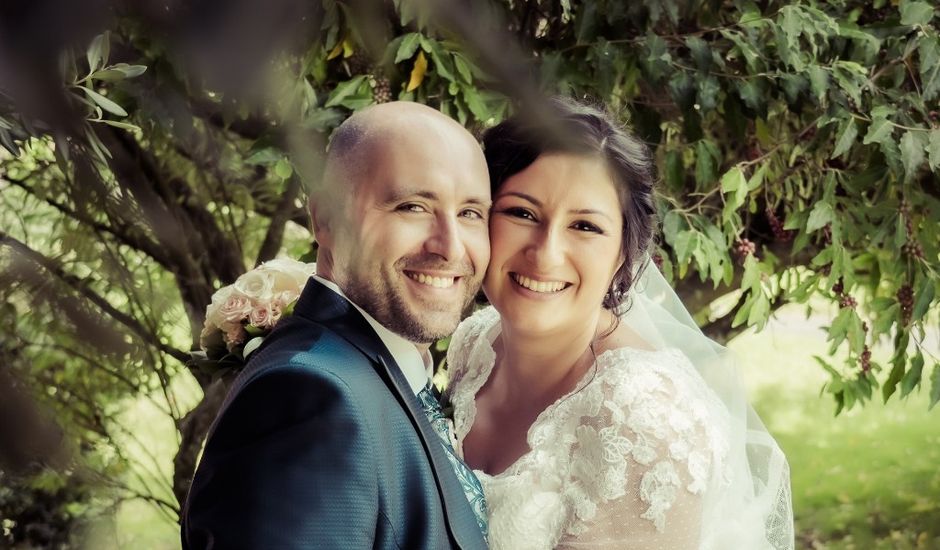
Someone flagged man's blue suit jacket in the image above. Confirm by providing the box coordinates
[181,279,487,549]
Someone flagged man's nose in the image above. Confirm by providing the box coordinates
[525,226,565,269]
[424,215,466,261]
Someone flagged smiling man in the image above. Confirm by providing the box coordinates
[182,102,491,550]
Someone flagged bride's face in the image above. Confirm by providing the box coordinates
[483,153,624,335]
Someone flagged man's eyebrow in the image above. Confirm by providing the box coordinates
[379,188,437,206]
[379,188,492,209]
[465,196,492,209]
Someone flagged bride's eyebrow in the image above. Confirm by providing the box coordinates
[495,191,541,205]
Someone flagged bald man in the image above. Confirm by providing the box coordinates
[182,102,491,550]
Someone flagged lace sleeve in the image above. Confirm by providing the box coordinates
[556,350,731,550]
[445,306,499,390]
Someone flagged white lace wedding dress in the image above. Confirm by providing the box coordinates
[446,307,788,549]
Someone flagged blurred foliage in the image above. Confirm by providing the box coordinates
[0,0,937,541]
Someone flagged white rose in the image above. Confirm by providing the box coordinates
[234,270,275,301]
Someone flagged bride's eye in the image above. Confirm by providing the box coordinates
[499,206,537,221]
[572,220,603,234]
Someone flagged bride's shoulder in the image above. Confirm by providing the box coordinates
[446,305,499,371]
[594,346,729,428]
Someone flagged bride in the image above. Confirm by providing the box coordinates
[445,97,794,549]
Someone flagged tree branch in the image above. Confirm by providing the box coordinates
[4,174,174,270]
[255,174,302,266]
[1,232,190,365]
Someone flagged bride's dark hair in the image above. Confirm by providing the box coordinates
[482,97,657,310]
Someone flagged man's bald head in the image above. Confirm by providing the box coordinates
[313,102,480,217]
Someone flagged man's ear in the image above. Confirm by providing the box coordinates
[309,202,333,250]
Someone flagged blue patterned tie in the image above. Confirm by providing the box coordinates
[416,384,489,540]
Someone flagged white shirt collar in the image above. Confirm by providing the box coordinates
[312,274,432,395]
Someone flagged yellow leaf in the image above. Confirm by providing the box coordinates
[327,42,343,60]
[407,51,427,92]
[342,37,354,59]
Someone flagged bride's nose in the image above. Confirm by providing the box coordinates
[524,226,565,269]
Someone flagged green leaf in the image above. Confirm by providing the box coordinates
[899,0,935,26]
[664,150,684,192]
[427,42,456,82]
[100,120,140,131]
[453,54,473,83]
[862,116,893,145]
[662,211,683,246]
[732,294,754,328]
[929,365,940,410]
[900,353,924,398]
[460,86,489,121]
[395,33,422,63]
[928,129,940,170]
[109,63,147,78]
[912,278,936,321]
[737,80,763,113]
[674,231,697,265]
[686,37,712,71]
[747,292,770,329]
[325,75,367,108]
[847,309,865,353]
[806,201,833,232]
[720,165,747,209]
[828,307,853,351]
[741,254,760,292]
[80,86,128,116]
[831,118,858,159]
[86,33,106,73]
[900,131,927,181]
[274,158,293,179]
[919,35,940,102]
[883,354,905,402]
[694,140,719,188]
[807,65,829,103]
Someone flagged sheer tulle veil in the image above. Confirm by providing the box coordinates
[617,260,794,549]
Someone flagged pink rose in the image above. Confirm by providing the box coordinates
[223,323,247,348]
[249,304,281,329]
[220,294,253,325]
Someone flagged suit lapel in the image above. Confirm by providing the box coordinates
[293,279,485,549]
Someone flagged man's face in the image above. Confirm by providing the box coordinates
[328,124,490,344]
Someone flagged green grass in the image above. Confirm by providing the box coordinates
[731,307,940,550]
[109,305,939,550]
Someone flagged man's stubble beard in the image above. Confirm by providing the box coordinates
[342,263,481,344]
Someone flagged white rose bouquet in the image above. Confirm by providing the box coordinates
[190,259,317,376]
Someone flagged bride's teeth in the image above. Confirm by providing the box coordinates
[513,273,565,293]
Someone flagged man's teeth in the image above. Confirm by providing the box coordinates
[512,274,566,293]
[409,272,456,288]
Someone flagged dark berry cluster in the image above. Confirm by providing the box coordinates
[765,207,795,242]
[832,277,856,309]
[899,200,924,259]
[734,239,756,262]
[897,285,914,325]
[344,52,371,77]
[372,77,392,104]
[859,345,872,373]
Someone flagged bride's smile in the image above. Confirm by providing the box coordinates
[483,152,624,337]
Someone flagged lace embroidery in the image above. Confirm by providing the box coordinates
[446,307,733,548]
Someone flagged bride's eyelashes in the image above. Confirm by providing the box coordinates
[496,206,537,221]
[496,206,608,236]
